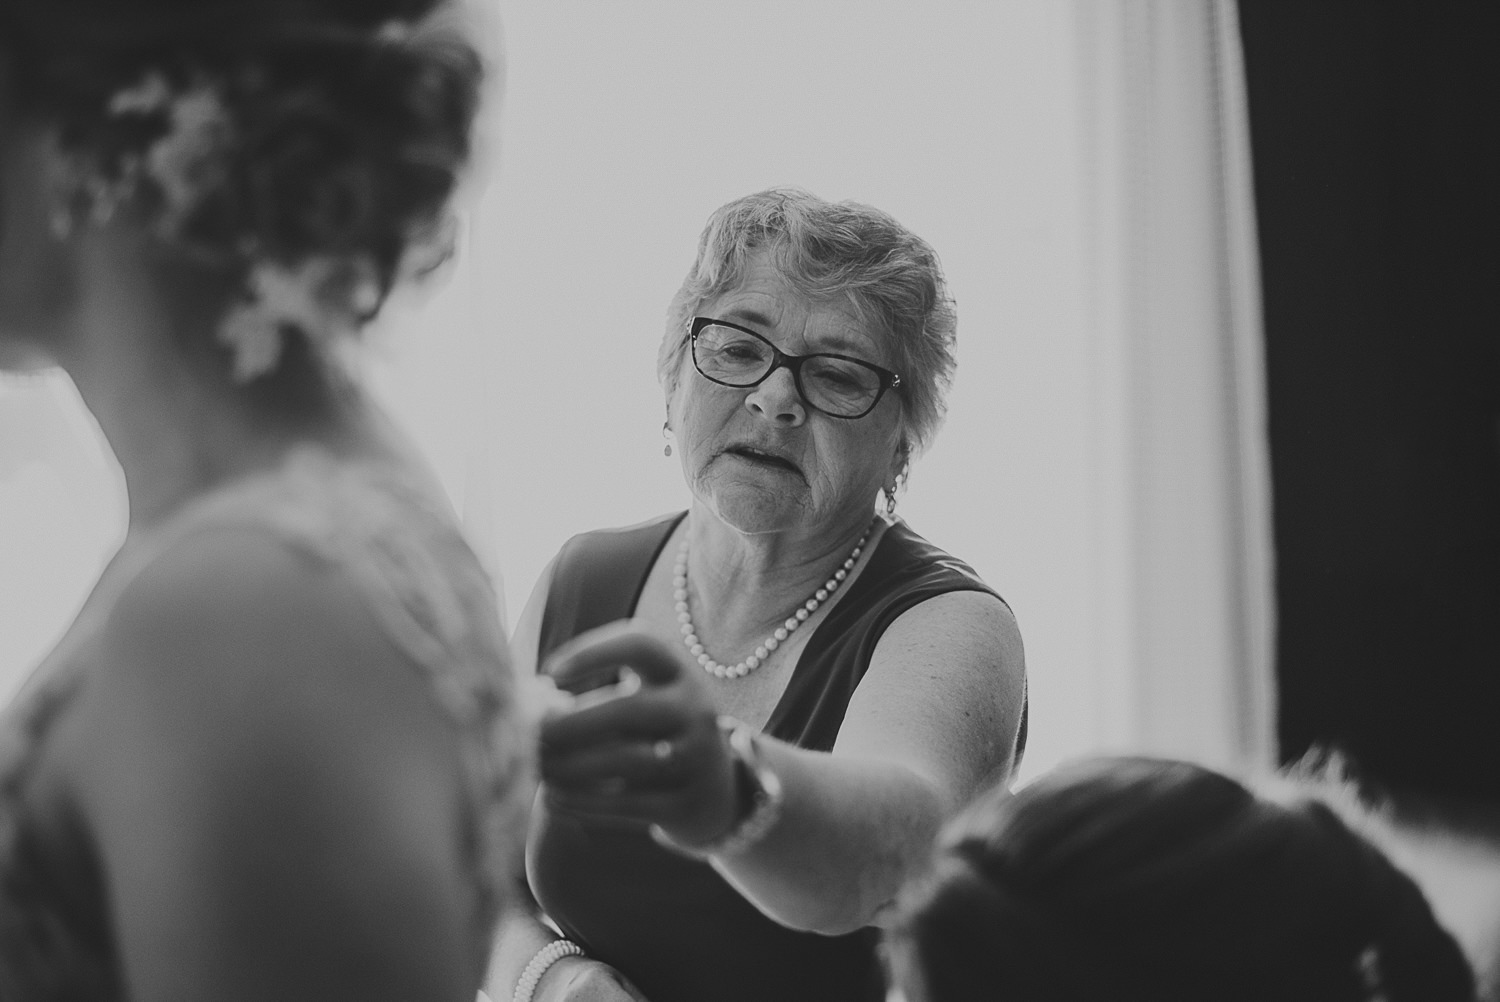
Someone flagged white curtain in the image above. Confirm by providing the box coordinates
[1072,0,1274,771]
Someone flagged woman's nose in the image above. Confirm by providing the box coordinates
[745,365,806,425]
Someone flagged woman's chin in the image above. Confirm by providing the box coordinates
[705,488,808,536]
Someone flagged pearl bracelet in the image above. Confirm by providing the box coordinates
[512,938,584,1002]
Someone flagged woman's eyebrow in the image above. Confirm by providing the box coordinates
[720,308,775,329]
[717,309,873,357]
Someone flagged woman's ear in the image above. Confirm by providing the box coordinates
[890,436,911,483]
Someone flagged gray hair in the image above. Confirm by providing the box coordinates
[659,188,958,459]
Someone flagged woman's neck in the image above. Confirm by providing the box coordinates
[57,237,356,530]
[66,337,251,530]
[681,505,887,640]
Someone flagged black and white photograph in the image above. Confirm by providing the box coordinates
[1,2,1495,1000]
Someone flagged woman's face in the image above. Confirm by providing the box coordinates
[669,252,906,538]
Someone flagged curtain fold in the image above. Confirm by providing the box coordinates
[1074,0,1274,770]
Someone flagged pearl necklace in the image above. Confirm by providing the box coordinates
[673,522,875,679]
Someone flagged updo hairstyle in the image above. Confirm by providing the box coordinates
[888,756,1476,1002]
[0,0,481,343]
[660,188,957,460]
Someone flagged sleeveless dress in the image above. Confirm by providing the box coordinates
[0,446,530,1000]
[528,512,1025,1002]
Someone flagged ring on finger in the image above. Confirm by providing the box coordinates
[651,739,674,763]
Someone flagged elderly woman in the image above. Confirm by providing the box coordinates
[492,189,1027,1002]
[887,757,1478,1002]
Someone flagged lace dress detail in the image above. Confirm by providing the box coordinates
[0,448,530,999]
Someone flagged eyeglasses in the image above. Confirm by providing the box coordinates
[689,316,902,420]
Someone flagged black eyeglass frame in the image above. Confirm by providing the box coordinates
[688,316,903,420]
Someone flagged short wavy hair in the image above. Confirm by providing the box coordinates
[659,188,957,459]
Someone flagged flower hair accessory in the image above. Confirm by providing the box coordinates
[119,75,232,239]
[50,71,233,240]
[50,25,470,384]
[217,255,381,383]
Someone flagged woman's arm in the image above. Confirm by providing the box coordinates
[541,590,1025,936]
[770,590,1025,924]
[60,528,481,1001]
[711,590,1025,933]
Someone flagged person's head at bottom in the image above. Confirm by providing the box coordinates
[887,756,1476,1002]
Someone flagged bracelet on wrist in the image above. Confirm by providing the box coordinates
[512,938,584,1002]
[651,716,784,859]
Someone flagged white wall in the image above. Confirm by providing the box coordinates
[0,2,1270,780]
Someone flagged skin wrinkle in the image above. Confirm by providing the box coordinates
[661,253,910,662]
[658,189,956,465]
[671,253,904,546]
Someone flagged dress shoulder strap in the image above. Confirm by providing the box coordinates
[537,512,685,668]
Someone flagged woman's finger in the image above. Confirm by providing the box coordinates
[544,619,689,691]
[539,687,693,753]
[542,735,693,792]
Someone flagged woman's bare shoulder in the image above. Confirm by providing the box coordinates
[69,522,468,816]
[53,522,479,997]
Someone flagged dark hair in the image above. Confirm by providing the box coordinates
[0,0,481,308]
[888,757,1476,1002]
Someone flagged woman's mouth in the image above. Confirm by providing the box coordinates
[723,445,803,477]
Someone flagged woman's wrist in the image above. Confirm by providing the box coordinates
[651,716,784,859]
[513,938,584,1002]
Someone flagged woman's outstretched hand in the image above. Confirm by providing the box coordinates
[538,620,739,848]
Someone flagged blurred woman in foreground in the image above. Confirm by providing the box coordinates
[0,2,526,999]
